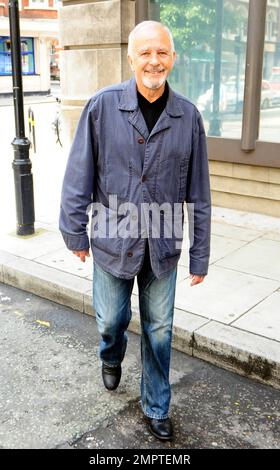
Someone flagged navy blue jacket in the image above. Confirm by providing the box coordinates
[59,78,211,279]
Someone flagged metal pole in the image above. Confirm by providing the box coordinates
[241,0,267,151]
[209,0,224,136]
[8,0,35,235]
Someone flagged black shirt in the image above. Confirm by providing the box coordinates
[137,83,169,134]
[137,84,169,272]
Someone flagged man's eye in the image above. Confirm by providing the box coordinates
[141,52,150,57]
[159,52,168,56]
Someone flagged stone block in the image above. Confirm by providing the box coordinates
[59,1,121,47]
[193,321,280,389]
[3,258,92,313]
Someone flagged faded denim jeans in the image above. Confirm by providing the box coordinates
[92,250,177,420]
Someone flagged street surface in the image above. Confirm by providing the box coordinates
[0,282,279,449]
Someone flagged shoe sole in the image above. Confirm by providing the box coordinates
[148,427,174,441]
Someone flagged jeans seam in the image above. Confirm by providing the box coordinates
[141,405,169,420]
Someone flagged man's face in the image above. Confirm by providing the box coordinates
[128,26,176,91]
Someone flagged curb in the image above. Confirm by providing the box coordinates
[1,249,279,391]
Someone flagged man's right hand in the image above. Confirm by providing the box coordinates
[72,249,90,262]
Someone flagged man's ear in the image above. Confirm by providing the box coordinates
[127,54,135,72]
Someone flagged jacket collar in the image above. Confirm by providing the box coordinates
[118,77,184,117]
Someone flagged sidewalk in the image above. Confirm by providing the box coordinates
[1,205,280,391]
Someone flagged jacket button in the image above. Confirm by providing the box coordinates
[141,175,147,182]
[138,138,144,144]
[127,251,133,257]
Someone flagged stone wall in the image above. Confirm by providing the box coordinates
[59,0,135,143]
[210,161,280,217]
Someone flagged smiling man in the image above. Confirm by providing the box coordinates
[127,21,175,97]
[59,21,211,441]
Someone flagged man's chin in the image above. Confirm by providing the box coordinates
[142,77,166,90]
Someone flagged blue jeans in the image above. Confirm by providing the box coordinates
[93,257,177,420]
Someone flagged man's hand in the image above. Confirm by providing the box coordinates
[189,274,206,287]
[72,249,90,263]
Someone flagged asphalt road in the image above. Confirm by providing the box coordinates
[0,282,279,449]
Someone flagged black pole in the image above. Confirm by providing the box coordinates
[209,0,224,136]
[8,0,35,235]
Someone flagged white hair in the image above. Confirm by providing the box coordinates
[127,21,175,56]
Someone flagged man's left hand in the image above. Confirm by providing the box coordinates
[189,274,206,286]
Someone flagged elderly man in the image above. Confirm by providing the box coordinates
[59,21,211,441]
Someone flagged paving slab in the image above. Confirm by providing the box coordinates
[175,265,280,324]
[233,291,280,342]
[216,238,280,281]
[208,234,247,264]
[261,232,280,242]
[179,233,248,267]
[34,247,93,278]
[211,222,263,242]
[1,230,64,260]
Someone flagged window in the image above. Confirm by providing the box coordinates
[150,0,249,139]
[28,0,49,7]
[0,37,35,76]
[259,1,280,143]
[266,11,277,41]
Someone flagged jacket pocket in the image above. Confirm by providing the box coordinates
[156,209,184,261]
[105,160,132,200]
[156,154,189,203]
[90,204,123,258]
[178,158,189,202]
[158,241,181,260]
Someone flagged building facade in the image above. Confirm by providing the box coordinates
[0,0,60,95]
[59,0,280,217]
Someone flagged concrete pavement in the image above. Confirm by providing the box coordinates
[0,206,280,392]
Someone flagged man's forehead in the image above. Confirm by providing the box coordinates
[133,26,171,42]
[137,44,170,52]
[133,32,172,51]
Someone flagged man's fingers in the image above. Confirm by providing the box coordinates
[72,250,90,262]
[189,274,205,286]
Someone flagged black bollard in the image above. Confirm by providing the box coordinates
[8,0,35,236]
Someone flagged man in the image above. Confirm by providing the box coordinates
[59,21,211,441]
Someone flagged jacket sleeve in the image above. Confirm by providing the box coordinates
[186,109,211,275]
[59,99,95,251]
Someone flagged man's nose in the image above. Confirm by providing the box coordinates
[149,53,160,65]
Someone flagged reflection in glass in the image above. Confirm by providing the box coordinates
[151,0,280,143]
[150,0,247,138]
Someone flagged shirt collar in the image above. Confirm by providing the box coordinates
[118,77,184,117]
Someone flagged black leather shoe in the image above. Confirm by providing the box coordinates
[102,363,121,391]
[145,416,174,441]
